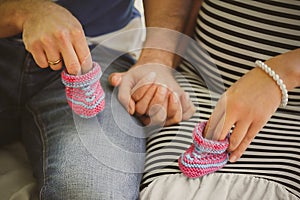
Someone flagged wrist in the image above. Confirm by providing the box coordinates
[136,48,176,68]
[255,60,288,107]
[265,48,300,90]
[9,0,53,33]
[138,27,187,68]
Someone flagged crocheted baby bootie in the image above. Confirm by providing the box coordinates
[61,62,105,118]
[178,121,229,178]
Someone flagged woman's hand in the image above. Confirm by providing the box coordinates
[204,67,282,162]
[205,49,300,162]
[22,1,92,75]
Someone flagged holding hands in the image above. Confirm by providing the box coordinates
[109,62,195,126]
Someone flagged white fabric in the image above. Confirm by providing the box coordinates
[140,173,299,200]
[87,17,145,59]
[0,142,38,200]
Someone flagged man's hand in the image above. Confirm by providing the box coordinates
[22,1,92,75]
[109,63,195,126]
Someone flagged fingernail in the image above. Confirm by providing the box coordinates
[112,75,121,84]
[172,92,179,103]
[128,100,135,115]
[81,53,93,72]
[81,58,92,74]
[229,155,237,163]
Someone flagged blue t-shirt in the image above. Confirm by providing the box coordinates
[54,0,139,37]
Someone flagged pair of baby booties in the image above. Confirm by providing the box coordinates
[61,62,229,178]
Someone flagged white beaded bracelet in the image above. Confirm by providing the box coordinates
[255,60,288,107]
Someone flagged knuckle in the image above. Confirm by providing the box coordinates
[40,35,52,46]
[33,56,48,68]
[132,91,143,101]
[71,27,84,38]
[25,40,39,52]
[54,30,69,45]
[157,87,168,98]
[253,115,268,126]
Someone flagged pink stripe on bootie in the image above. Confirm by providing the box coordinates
[178,121,229,178]
[61,62,105,118]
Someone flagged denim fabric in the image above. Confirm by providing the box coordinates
[0,38,147,200]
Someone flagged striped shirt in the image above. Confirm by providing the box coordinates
[141,0,300,198]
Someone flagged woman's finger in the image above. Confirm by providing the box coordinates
[164,92,182,126]
[181,92,195,120]
[146,85,168,117]
[135,85,157,116]
[144,85,169,125]
[131,72,157,102]
[148,100,168,126]
[204,94,235,140]
[227,120,251,152]
[229,122,263,162]
[205,112,234,141]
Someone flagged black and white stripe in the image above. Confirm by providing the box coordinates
[141,0,300,198]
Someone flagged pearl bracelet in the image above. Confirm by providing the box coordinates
[255,60,288,107]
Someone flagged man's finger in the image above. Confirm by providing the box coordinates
[72,30,93,74]
[59,36,81,75]
[131,72,156,101]
[31,48,49,69]
[44,45,63,71]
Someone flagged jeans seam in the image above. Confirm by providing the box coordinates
[26,104,48,200]
[17,53,30,107]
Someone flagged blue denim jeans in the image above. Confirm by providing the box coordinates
[0,38,147,199]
